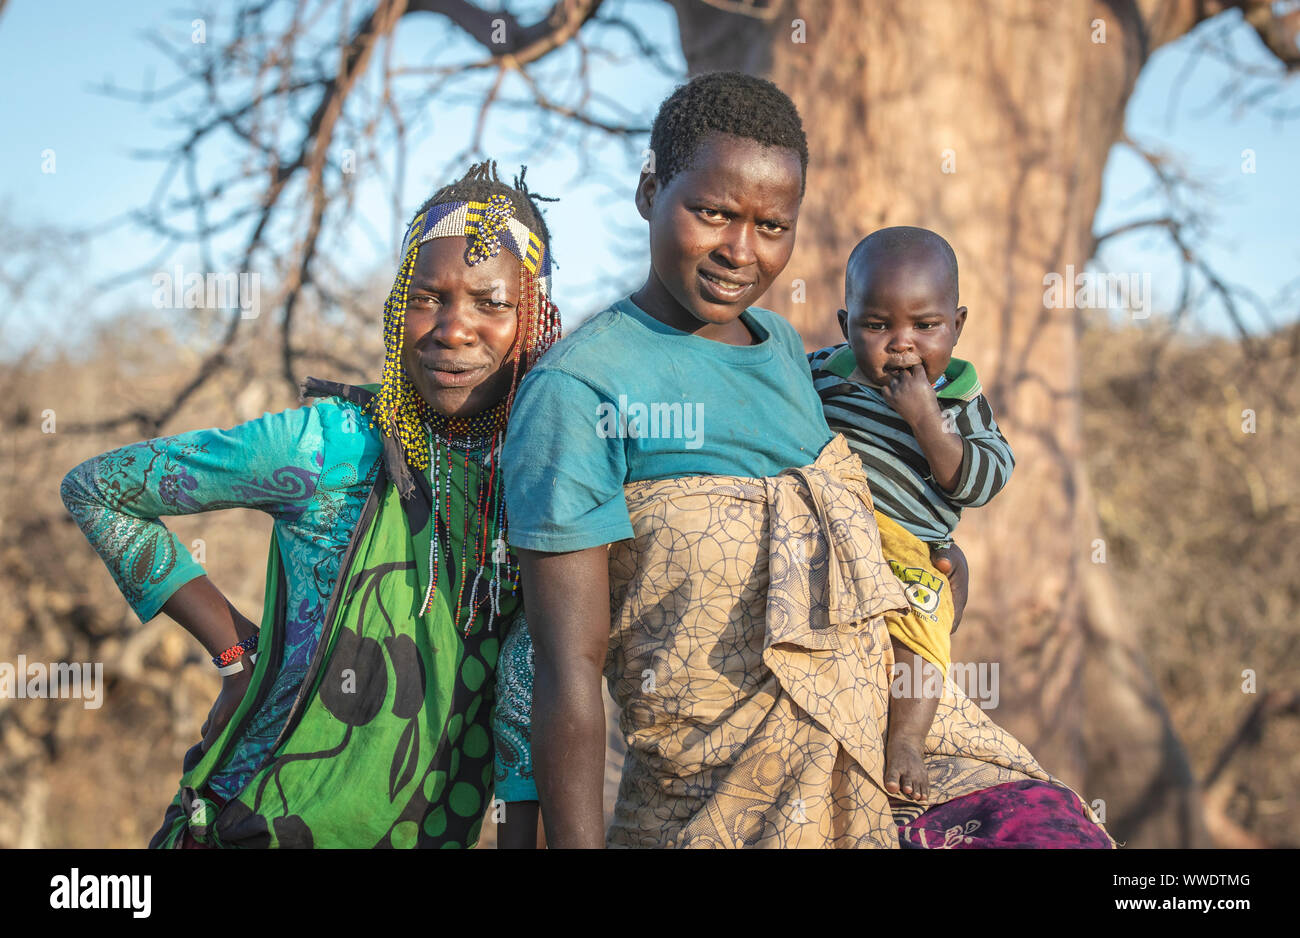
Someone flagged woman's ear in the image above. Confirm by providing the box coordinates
[634,171,658,222]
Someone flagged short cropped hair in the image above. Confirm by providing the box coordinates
[647,71,809,195]
[847,226,960,305]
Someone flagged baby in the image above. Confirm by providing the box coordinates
[809,226,1014,803]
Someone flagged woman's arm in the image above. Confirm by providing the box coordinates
[59,408,326,623]
[159,576,260,751]
[517,545,611,849]
[496,801,542,849]
[60,405,333,741]
[158,575,259,660]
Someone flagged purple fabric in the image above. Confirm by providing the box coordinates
[898,779,1113,848]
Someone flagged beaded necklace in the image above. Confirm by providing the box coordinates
[417,401,514,637]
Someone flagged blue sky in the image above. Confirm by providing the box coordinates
[1,1,1296,359]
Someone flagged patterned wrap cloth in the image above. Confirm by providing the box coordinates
[603,434,1112,848]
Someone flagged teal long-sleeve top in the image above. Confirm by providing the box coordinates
[60,394,537,805]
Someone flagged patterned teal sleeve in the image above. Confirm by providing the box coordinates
[59,404,328,623]
[492,613,537,802]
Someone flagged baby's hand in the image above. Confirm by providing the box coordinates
[879,364,939,426]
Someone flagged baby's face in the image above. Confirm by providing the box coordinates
[839,258,966,387]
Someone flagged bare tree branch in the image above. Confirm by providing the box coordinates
[1241,0,1300,70]
[75,0,618,431]
[1092,136,1271,356]
[406,0,604,65]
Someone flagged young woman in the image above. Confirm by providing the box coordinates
[61,163,556,848]
[502,72,1112,849]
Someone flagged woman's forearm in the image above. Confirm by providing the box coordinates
[533,659,607,847]
[518,546,612,848]
[159,576,259,659]
[60,447,209,623]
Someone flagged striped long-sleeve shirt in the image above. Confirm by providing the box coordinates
[808,344,1014,543]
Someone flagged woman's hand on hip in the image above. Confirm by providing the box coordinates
[200,666,254,753]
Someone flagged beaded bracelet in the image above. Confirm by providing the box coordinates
[212,632,260,669]
[217,653,257,677]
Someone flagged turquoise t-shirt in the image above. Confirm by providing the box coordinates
[501,295,835,552]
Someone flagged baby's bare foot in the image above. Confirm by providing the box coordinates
[885,736,930,802]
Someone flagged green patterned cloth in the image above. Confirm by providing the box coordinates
[152,380,521,848]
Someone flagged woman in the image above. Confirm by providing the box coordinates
[61,162,555,848]
[502,72,1112,848]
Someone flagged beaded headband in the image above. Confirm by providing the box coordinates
[401,194,552,299]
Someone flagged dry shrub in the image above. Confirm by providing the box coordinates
[1082,317,1300,845]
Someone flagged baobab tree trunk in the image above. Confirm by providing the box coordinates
[665,0,1256,847]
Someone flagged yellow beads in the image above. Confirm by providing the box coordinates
[370,242,434,469]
